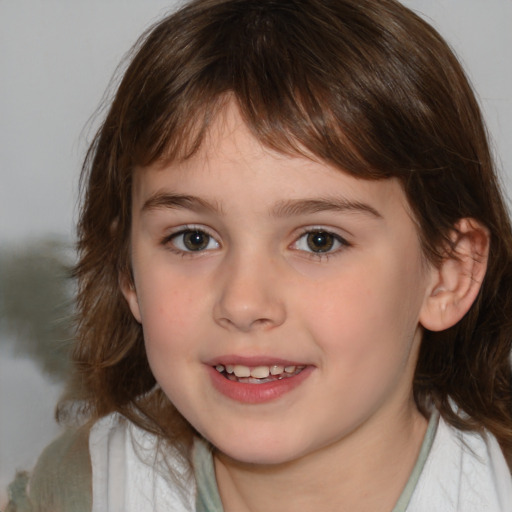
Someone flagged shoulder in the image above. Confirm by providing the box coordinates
[26,425,92,512]
[89,413,196,511]
[8,413,196,512]
[409,415,512,511]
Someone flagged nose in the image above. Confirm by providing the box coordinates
[213,253,286,332]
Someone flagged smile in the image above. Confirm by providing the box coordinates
[214,364,306,383]
[208,357,313,403]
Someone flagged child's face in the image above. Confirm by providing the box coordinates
[123,103,435,466]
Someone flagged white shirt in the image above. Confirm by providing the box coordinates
[89,411,512,512]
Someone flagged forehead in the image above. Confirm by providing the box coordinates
[132,102,411,221]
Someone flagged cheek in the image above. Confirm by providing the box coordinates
[302,280,421,423]
[301,258,423,373]
[138,266,207,320]
[137,280,202,400]
[135,272,211,361]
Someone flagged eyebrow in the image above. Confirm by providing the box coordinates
[271,198,383,219]
[141,193,222,215]
[141,192,382,219]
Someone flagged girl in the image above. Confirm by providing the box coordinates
[11,0,512,510]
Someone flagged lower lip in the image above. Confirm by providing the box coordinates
[207,365,313,404]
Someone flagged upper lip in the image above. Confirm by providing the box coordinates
[205,355,308,367]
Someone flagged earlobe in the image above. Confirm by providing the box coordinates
[420,218,489,332]
[119,273,142,324]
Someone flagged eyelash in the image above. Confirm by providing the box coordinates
[291,228,351,261]
[161,226,351,260]
[162,226,220,257]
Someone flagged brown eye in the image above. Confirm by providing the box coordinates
[306,231,335,253]
[182,231,210,251]
[169,229,219,252]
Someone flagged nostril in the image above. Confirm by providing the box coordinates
[215,315,277,332]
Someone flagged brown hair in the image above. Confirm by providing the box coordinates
[67,0,512,463]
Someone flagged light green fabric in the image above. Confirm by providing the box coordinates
[5,471,32,512]
[5,426,92,512]
[390,410,439,512]
[193,439,224,512]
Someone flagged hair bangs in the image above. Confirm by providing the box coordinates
[121,0,403,178]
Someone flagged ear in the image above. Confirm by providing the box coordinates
[119,272,142,324]
[420,218,489,332]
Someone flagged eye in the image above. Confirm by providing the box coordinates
[293,229,347,254]
[168,229,220,252]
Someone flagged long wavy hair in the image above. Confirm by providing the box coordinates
[64,0,512,465]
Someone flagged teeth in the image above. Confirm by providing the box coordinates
[233,365,251,378]
[270,365,284,375]
[215,363,305,380]
[250,366,270,379]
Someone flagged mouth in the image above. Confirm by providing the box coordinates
[208,359,313,403]
[214,364,306,384]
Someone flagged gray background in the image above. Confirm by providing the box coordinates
[1,0,511,504]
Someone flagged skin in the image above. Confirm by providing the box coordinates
[122,103,443,511]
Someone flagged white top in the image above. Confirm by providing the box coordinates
[89,411,512,512]
[89,414,195,512]
[405,416,512,511]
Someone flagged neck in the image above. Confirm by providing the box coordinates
[214,399,428,512]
